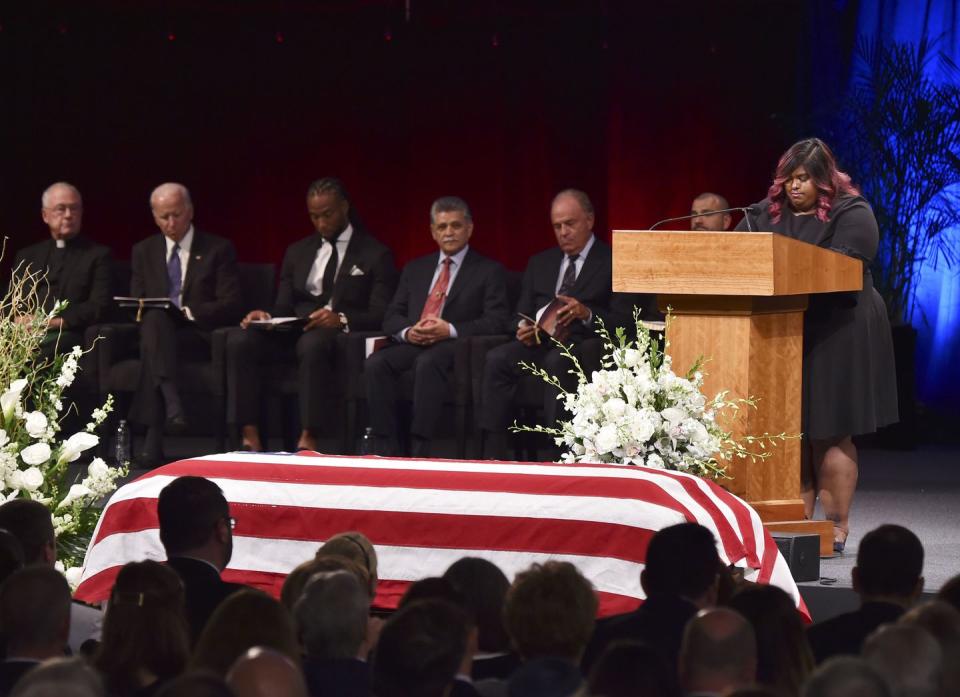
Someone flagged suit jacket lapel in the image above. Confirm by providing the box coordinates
[571,242,605,294]
[412,256,436,320]
[181,232,202,297]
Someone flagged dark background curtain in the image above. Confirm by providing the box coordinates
[4,0,955,408]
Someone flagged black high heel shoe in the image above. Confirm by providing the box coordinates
[833,525,849,553]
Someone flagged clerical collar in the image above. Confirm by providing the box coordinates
[55,239,66,249]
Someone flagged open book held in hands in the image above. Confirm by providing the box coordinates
[247,316,308,330]
[114,296,184,323]
[519,296,571,343]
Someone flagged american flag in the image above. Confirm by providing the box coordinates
[75,452,809,619]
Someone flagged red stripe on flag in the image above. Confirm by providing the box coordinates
[76,564,642,618]
[93,498,659,564]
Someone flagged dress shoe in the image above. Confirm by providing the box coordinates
[164,413,188,436]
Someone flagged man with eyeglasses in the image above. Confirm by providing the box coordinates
[157,475,246,643]
[12,182,112,356]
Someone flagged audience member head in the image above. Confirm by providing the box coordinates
[372,599,469,697]
[690,192,732,231]
[587,640,681,697]
[0,566,71,659]
[444,557,512,653]
[678,607,757,695]
[226,647,308,697]
[641,522,721,607]
[863,623,940,697]
[40,183,84,242]
[316,531,379,596]
[853,524,924,604]
[94,560,190,695]
[398,576,466,609]
[503,561,597,663]
[9,657,103,697]
[191,589,300,678]
[154,672,234,697]
[727,583,813,696]
[150,183,194,243]
[550,189,595,257]
[937,573,960,612]
[0,528,25,583]
[767,137,859,223]
[429,196,473,257]
[306,177,350,241]
[294,570,370,660]
[281,554,371,611]
[802,656,891,697]
[900,600,960,697]
[0,499,56,566]
[157,476,233,570]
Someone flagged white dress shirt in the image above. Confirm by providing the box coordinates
[305,224,354,307]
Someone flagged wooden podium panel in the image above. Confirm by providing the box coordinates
[612,230,863,547]
[662,295,805,508]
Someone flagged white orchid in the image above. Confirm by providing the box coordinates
[0,379,28,423]
[57,432,99,465]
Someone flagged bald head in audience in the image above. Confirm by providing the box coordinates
[679,607,757,695]
[862,624,940,697]
[802,657,891,697]
[227,647,308,697]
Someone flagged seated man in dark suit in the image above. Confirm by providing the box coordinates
[226,177,397,452]
[129,183,243,465]
[479,189,632,460]
[365,196,509,457]
[157,475,246,644]
[582,522,720,674]
[0,566,72,696]
[807,524,924,664]
[12,182,112,356]
[294,570,375,697]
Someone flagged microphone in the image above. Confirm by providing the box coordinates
[648,205,760,232]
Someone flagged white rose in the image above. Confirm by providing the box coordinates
[20,442,52,466]
[594,423,619,454]
[661,407,687,426]
[20,467,44,492]
[602,397,627,420]
[645,453,665,469]
[6,470,23,491]
[87,457,109,480]
[58,432,99,464]
[24,411,48,439]
[64,566,84,589]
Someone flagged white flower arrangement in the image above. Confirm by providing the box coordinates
[1,258,126,572]
[513,310,790,478]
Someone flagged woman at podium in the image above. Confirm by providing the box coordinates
[736,137,898,552]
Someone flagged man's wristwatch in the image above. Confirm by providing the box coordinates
[338,312,350,333]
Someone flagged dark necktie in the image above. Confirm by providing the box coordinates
[318,238,340,306]
[168,244,182,308]
[558,254,579,295]
[420,258,452,320]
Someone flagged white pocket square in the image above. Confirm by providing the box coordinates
[349,266,365,276]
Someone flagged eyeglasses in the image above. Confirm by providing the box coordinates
[44,204,82,215]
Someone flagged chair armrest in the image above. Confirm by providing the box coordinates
[90,323,140,393]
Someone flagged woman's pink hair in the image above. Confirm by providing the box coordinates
[767,138,860,223]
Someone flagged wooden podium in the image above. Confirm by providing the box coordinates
[612,231,863,553]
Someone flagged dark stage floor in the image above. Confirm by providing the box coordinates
[120,438,959,623]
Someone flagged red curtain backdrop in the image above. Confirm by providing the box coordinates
[1,2,836,275]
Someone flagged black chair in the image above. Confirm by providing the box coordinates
[95,263,275,452]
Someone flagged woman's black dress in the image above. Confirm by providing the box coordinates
[738,196,899,439]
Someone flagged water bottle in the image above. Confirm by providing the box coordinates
[359,427,375,456]
[115,419,131,466]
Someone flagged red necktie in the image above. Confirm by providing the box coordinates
[420,258,451,320]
